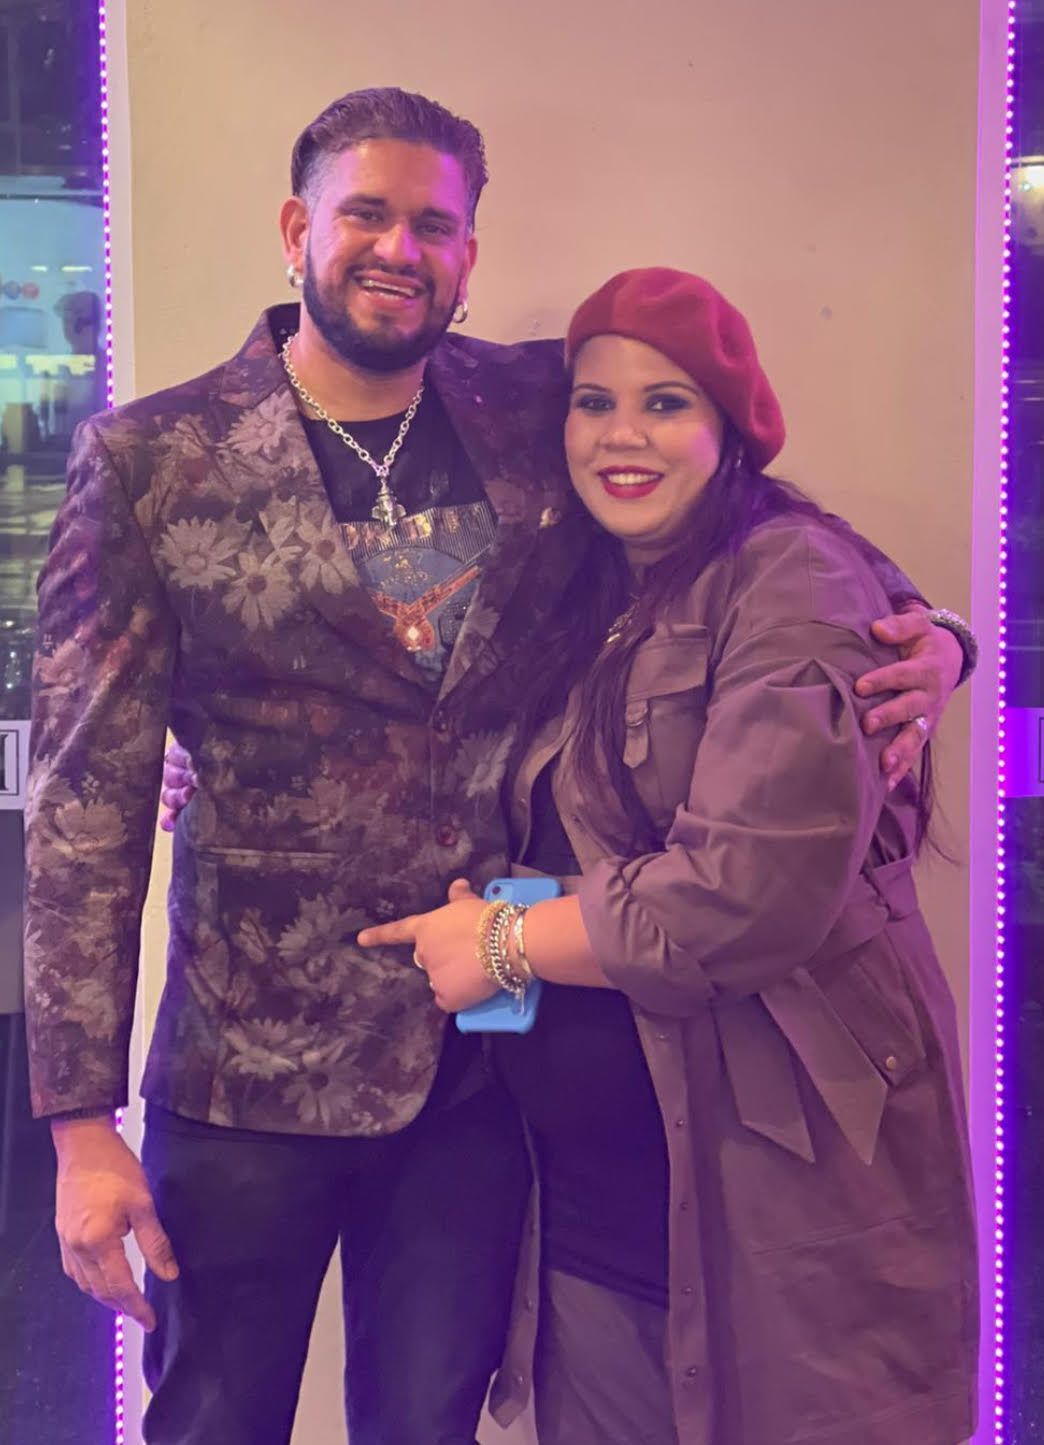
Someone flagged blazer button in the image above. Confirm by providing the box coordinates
[432,709,450,737]
[436,824,459,848]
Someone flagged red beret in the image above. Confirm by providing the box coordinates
[565,268,785,470]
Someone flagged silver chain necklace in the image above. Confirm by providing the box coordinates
[281,333,423,527]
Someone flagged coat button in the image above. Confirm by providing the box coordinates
[884,1054,899,1071]
[685,1365,699,1379]
[679,1199,690,1212]
[674,1117,686,1128]
[432,709,450,737]
[436,825,459,847]
[681,1284,694,1296]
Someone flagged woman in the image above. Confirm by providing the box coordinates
[358,269,977,1445]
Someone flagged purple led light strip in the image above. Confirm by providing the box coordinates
[85,2,1020,1441]
[993,2,1015,1440]
[99,0,114,412]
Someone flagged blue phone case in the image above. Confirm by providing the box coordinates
[455,877,562,1035]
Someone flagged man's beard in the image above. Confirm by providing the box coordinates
[302,260,458,375]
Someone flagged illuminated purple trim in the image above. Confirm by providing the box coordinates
[99,0,114,412]
[993,3,1016,1440]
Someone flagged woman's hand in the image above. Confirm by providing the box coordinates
[357,880,499,1013]
[857,606,963,789]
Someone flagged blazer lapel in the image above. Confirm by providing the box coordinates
[213,307,429,691]
[427,338,590,701]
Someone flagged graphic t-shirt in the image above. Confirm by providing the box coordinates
[301,387,493,684]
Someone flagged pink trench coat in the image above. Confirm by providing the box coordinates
[489,516,977,1445]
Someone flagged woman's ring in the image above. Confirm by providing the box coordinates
[412,951,424,970]
[913,714,930,740]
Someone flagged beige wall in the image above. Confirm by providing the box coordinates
[121,2,985,1442]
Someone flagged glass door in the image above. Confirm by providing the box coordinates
[0,2,114,1440]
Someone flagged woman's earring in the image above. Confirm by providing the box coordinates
[287,265,303,289]
[452,298,469,325]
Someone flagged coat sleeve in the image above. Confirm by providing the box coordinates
[576,525,897,1016]
[23,419,178,1117]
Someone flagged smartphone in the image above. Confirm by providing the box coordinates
[455,876,562,1035]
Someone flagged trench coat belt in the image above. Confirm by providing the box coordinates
[510,859,920,1165]
[717,857,921,1167]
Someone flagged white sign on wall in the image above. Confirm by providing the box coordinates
[0,721,31,809]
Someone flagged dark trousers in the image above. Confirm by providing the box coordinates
[140,1077,529,1445]
[534,1268,680,1445]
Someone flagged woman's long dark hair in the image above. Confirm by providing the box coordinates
[517,428,935,856]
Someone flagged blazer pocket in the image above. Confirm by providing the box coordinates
[195,845,341,868]
[193,845,346,928]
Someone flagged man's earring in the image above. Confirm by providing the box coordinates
[452,298,469,325]
[287,265,303,289]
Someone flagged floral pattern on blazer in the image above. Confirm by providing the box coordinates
[23,304,592,1134]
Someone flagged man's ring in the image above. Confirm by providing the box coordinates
[913,715,930,740]
[412,951,424,970]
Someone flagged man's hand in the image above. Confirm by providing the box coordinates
[51,1115,179,1331]
[159,742,196,833]
[857,606,964,789]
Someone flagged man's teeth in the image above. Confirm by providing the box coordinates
[358,278,420,298]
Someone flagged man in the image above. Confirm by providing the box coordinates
[23,87,972,1445]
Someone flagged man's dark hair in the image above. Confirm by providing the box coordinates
[291,87,488,225]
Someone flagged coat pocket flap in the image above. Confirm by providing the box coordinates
[817,954,925,1086]
[759,970,892,1166]
[623,700,650,768]
[626,626,710,702]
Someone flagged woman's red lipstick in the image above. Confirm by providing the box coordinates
[598,467,664,500]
